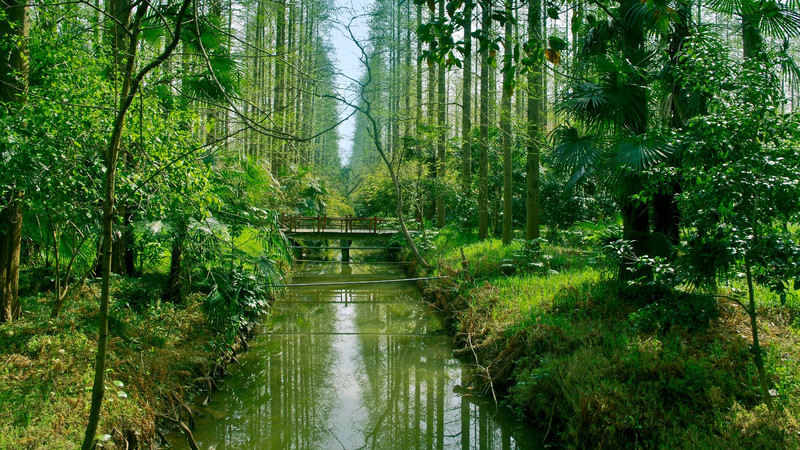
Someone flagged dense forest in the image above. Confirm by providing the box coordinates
[2,0,800,447]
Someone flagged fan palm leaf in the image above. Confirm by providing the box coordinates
[550,125,606,186]
[611,132,672,172]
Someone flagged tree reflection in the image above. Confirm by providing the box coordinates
[178,263,542,449]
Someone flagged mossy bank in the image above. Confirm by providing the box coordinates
[405,227,800,449]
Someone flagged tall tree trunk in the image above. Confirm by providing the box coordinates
[435,0,447,228]
[742,15,761,60]
[82,1,191,446]
[427,20,437,222]
[0,0,29,323]
[108,0,135,276]
[618,0,650,280]
[415,4,425,223]
[478,0,490,240]
[526,0,542,241]
[461,0,473,198]
[273,0,287,174]
[0,196,23,323]
[500,0,514,245]
[163,222,186,302]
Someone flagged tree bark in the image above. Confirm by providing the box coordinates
[0,195,23,323]
[478,0,490,240]
[526,0,542,241]
[272,0,287,173]
[163,222,186,302]
[500,0,514,245]
[0,0,29,323]
[435,0,447,228]
[460,0,473,198]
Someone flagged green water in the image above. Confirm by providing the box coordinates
[171,260,544,449]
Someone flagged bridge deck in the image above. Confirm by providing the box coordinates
[280,215,420,239]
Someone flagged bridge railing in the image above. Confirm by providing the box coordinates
[281,215,422,233]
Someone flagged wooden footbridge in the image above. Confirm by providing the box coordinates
[280,215,421,262]
[280,215,419,241]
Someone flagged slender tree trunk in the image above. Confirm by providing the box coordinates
[273,0,287,173]
[745,257,774,410]
[82,1,191,446]
[427,21,437,222]
[435,0,447,228]
[163,222,186,302]
[478,0,490,240]
[526,0,542,241]
[461,0,473,198]
[0,196,23,323]
[0,0,28,323]
[500,0,514,245]
[618,0,650,279]
[108,0,135,276]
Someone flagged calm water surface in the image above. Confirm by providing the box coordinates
[172,259,544,449]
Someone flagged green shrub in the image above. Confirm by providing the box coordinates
[199,267,271,342]
[629,291,718,334]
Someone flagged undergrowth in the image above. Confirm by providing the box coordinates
[413,229,800,449]
[0,276,219,449]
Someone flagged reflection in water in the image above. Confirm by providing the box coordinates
[174,259,543,449]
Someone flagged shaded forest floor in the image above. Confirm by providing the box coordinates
[0,273,246,449]
[408,226,800,448]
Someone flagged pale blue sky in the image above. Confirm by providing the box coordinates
[330,0,374,166]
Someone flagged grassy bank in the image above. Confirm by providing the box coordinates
[0,273,255,449]
[409,227,800,448]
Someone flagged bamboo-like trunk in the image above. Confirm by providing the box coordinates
[461,0,473,197]
[500,0,514,245]
[435,0,447,228]
[526,0,543,241]
[478,0,490,240]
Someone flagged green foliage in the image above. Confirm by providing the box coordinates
[199,267,270,341]
[678,32,800,293]
[628,290,718,334]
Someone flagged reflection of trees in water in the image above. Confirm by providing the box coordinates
[191,286,341,448]
[351,282,523,449]
[188,263,537,449]
[261,289,341,448]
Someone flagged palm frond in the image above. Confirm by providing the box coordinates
[778,41,800,89]
[579,19,617,59]
[621,2,652,29]
[610,133,672,172]
[707,0,747,15]
[757,2,800,38]
[550,125,606,184]
[559,69,648,133]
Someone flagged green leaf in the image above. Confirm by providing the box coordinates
[548,36,568,51]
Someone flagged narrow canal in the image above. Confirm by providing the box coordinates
[173,257,544,449]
